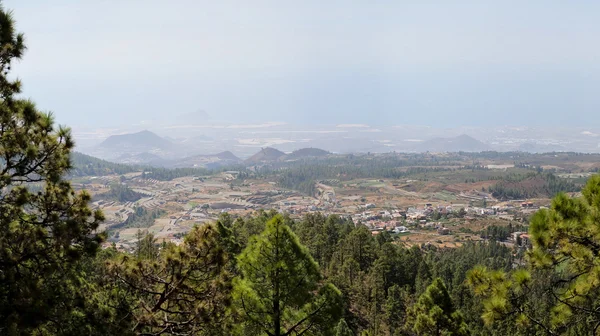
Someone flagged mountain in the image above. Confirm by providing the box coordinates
[284,148,330,160]
[215,151,240,161]
[99,130,174,150]
[245,147,286,164]
[415,134,490,152]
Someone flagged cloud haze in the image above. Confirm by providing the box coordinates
[5,0,600,127]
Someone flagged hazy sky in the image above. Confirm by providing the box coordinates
[5,0,600,128]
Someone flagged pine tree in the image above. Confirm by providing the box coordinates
[233,214,342,336]
[0,5,104,333]
[468,175,600,334]
[107,224,231,335]
[135,230,159,260]
[385,285,410,334]
[407,278,468,336]
[335,318,354,336]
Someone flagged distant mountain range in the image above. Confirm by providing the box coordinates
[414,134,490,152]
[83,129,511,167]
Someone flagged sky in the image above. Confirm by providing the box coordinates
[4,0,600,128]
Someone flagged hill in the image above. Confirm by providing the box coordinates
[215,151,240,161]
[245,147,286,164]
[69,152,139,176]
[415,134,490,152]
[98,130,173,150]
[284,148,330,160]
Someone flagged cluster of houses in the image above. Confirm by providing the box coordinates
[348,199,546,239]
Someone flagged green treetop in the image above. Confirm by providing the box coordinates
[107,224,231,335]
[0,4,104,334]
[233,214,342,336]
[468,175,600,335]
[407,278,468,336]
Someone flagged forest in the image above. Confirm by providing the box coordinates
[7,185,600,335]
[487,172,580,200]
[70,152,140,176]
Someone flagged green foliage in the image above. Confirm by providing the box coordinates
[233,215,343,335]
[480,223,527,242]
[106,224,232,335]
[134,231,159,260]
[385,285,411,334]
[294,213,354,270]
[0,7,105,333]
[69,152,139,176]
[488,172,579,200]
[469,175,600,335]
[408,278,468,336]
[265,155,460,194]
[231,209,281,248]
[336,318,355,336]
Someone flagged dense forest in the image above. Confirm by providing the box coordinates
[487,172,580,200]
[8,185,600,335]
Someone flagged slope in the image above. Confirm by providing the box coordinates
[245,147,286,164]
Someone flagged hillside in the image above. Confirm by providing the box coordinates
[69,152,139,176]
[117,152,169,166]
[245,147,286,164]
[416,134,490,152]
[171,151,241,168]
[98,130,173,150]
[284,148,330,160]
[215,151,240,161]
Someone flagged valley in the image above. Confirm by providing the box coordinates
[76,149,596,251]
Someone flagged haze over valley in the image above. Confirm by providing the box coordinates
[76,120,600,167]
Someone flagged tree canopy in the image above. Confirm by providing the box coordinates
[233,215,342,336]
[0,6,104,334]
